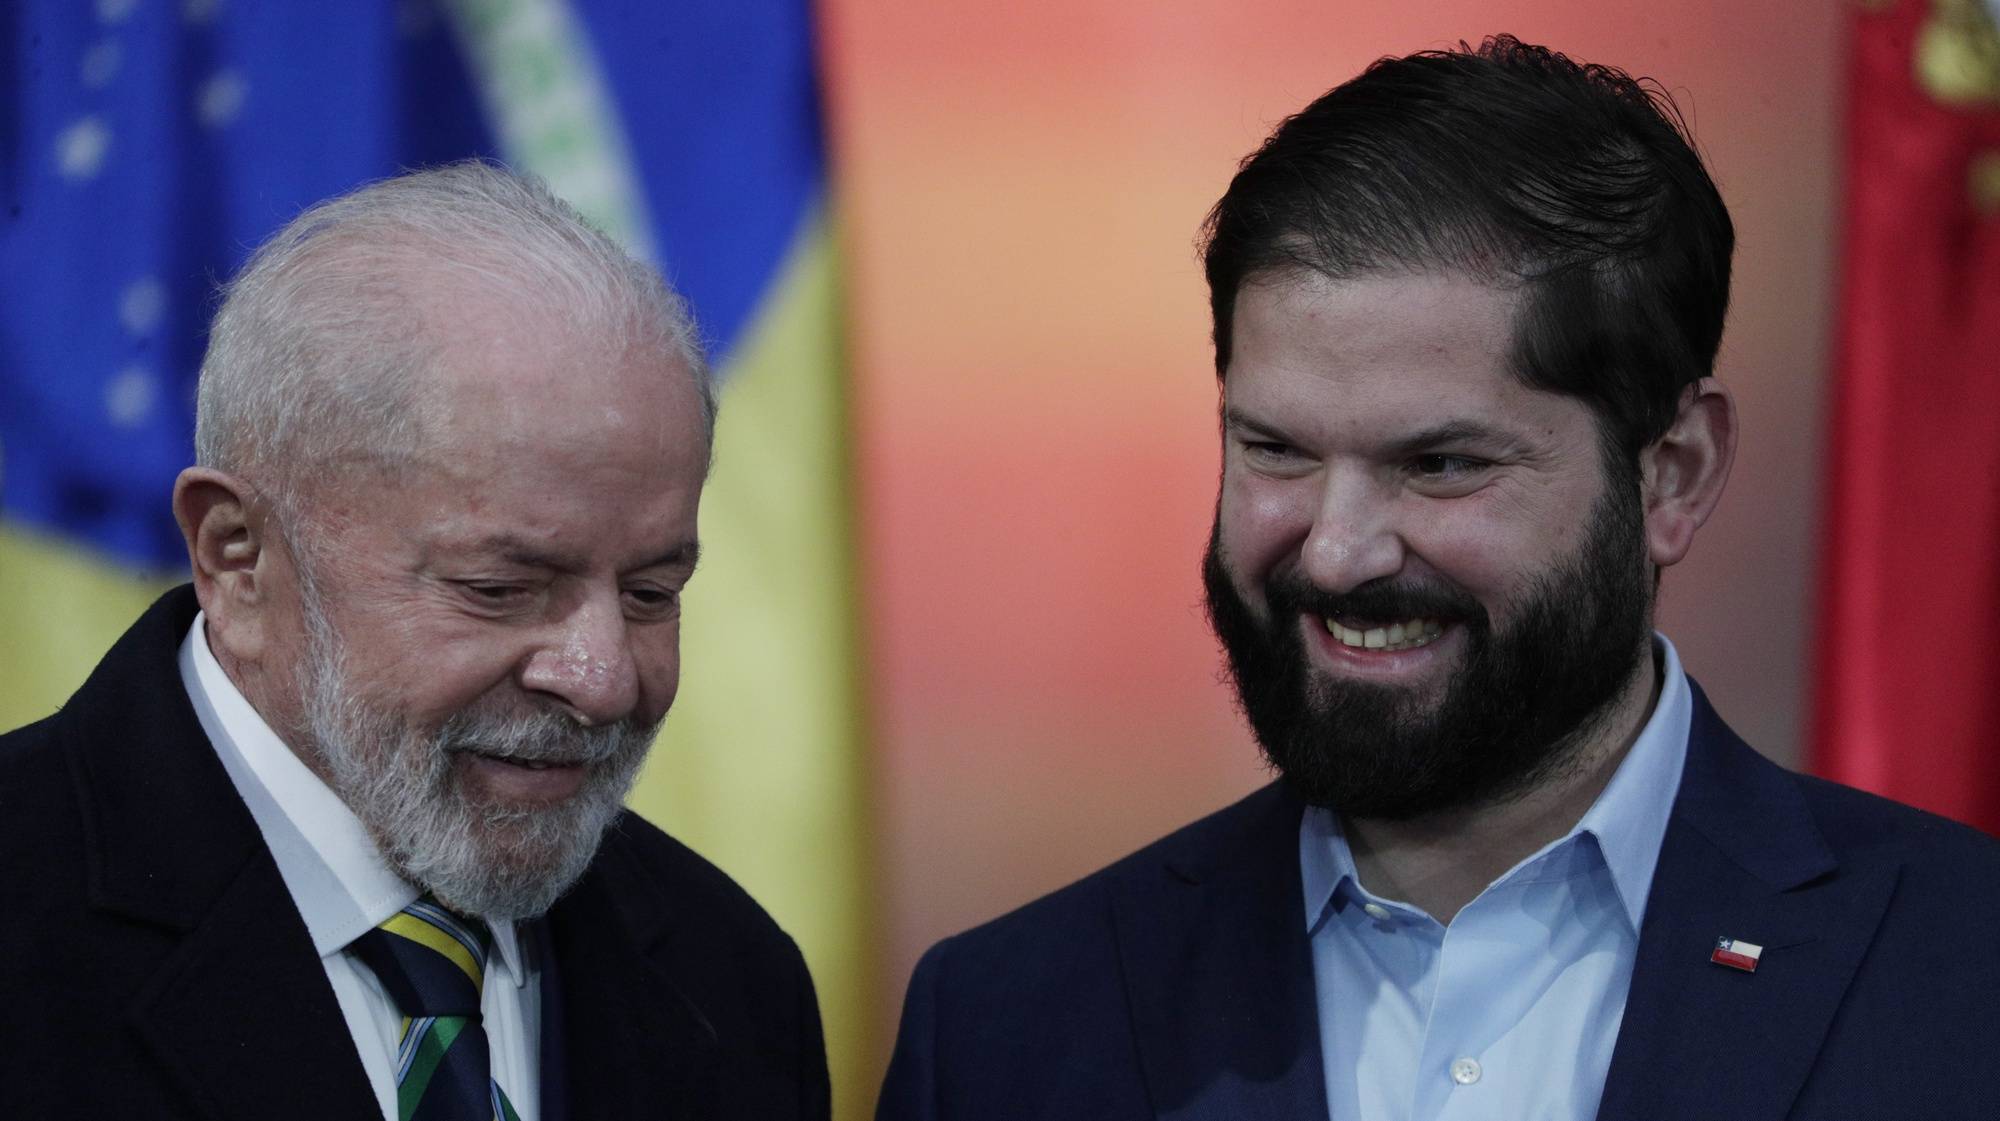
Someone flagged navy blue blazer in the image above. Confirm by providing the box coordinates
[879,687,2000,1120]
[0,586,829,1120]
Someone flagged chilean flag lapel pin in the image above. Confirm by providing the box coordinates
[1711,936,1763,973]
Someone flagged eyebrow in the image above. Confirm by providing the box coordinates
[1222,408,1532,458]
[1220,406,1294,442]
[1382,420,1531,458]
[465,535,702,574]
[651,540,702,572]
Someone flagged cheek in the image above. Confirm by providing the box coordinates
[1217,472,1311,578]
[631,625,682,723]
[1406,500,1575,605]
[371,647,531,731]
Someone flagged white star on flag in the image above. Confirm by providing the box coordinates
[1711,937,1764,973]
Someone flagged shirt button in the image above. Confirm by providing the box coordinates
[1361,902,1393,922]
[1450,1057,1482,1086]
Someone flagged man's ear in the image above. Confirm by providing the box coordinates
[1639,377,1737,570]
[172,466,283,662]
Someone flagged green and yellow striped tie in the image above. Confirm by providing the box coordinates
[350,898,522,1121]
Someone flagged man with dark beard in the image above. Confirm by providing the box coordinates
[0,163,828,1120]
[1201,470,1652,825]
[878,37,2000,1121]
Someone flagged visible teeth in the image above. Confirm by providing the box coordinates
[1323,617,1443,652]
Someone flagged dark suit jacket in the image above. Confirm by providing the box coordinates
[0,586,829,1121]
[879,686,2000,1120]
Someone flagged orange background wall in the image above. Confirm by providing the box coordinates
[819,0,1843,1070]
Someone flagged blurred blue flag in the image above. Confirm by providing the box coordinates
[3,0,822,566]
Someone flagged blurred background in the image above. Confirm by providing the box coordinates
[5,0,1997,1115]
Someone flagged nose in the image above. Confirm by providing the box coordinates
[517,589,641,726]
[1299,470,1408,595]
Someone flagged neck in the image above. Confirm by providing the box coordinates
[1343,646,1662,925]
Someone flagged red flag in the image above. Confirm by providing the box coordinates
[1812,0,2000,833]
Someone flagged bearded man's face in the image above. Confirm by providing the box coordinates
[1207,271,1655,819]
[296,572,656,920]
[233,290,710,919]
[1203,474,1652,818]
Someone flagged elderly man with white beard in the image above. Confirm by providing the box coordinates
[0,162,829,1121]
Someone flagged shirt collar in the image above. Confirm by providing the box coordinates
[1300,633,1692,933]
[179,613,529,985]
[1573,633,1691,930]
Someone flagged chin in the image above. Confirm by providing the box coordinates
[398,812,609,922]
[365,763,633,922]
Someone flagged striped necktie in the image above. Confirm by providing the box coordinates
[350,897,522,1121]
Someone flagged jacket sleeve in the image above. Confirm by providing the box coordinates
[795,941,831,1121]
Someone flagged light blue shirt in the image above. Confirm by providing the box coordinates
[1301,635,1692,1121]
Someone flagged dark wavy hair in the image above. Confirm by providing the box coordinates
[1201,35,1734,466]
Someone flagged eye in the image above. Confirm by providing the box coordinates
[1241,439,1303,468]
[1411,454,1484,478]
[448,577,551,616]
[622,584,682,620]
[460,582,531,605]
[1407,454,1493,494]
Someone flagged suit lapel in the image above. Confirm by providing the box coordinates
[1595,690,1897,1121]
[533,918,573,1121]
[545,838,721,1120]
[1113,784,1328,1121]
[127,854,381,1121]
[67,587,377,1121]
[69,591,724,1119]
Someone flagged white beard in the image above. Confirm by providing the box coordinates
[295,584,657,921]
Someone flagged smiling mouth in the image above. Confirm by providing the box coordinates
[1322,616,1445,652]
[465,750,583,771]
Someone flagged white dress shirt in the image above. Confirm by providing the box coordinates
[1301,634,1693,1121]
[178,613,540,1121]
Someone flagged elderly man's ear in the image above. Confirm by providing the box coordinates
[173,466,281,663]
[1639,377,1737,571]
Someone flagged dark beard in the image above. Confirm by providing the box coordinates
[1201,475,1654,820]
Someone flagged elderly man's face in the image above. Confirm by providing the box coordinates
[1203,270,1654,819]
[270,295,707,918]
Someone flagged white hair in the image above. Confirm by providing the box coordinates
[194,160,714,506]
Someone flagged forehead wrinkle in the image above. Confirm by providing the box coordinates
[1247,278,1521,397]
